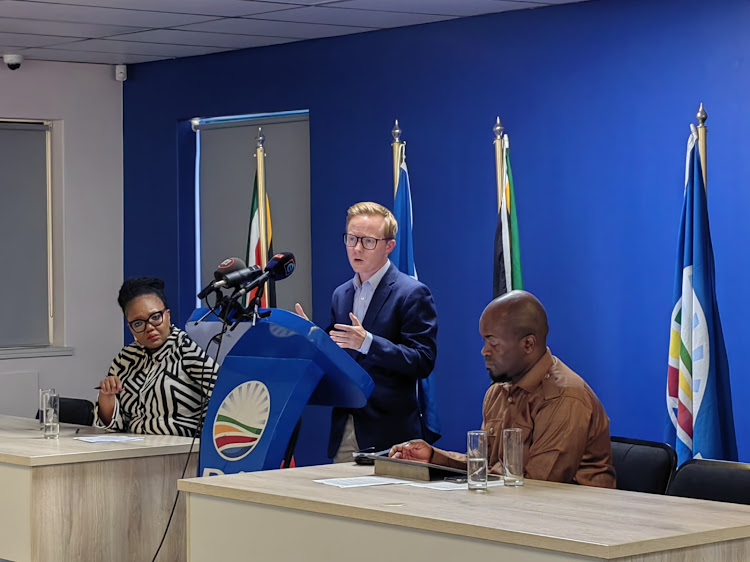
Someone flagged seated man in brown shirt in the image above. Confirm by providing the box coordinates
[390,290,616,488]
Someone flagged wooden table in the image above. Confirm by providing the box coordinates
[179,463,750,561]
[0,415,197,562]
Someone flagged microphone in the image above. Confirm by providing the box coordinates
[265,252,296,282]
[250,251,296,290]
[197,257,247,299]
[220,265,263,289]
[230,252,296,304]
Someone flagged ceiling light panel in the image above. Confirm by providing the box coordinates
[53,38,227,57]
[0,1,217,27]
[251,6,452,27]
[17,46,164,64]
[177,17,370,39]
[109,29,293,49]
[332,0,531,16]
[0,19,145,37]
[18,0,298,17]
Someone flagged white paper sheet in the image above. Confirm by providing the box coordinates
[74,435,145,443]
[314,476,412,488]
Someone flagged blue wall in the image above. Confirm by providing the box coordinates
[123,0,750,465]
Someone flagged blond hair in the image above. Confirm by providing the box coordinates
[346,202,398,239]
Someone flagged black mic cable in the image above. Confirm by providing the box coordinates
[150,322,226,562]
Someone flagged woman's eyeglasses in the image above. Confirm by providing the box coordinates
[128,309,167,333]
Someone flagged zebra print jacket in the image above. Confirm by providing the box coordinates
[94,326,219,436]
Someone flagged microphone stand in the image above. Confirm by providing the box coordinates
[193,289,230,326]
[228,284,271,331]
[191,307,214,326]
[248,284,272,323]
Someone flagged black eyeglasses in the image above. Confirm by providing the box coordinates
[128,309,167,333]
[343,233,393,250]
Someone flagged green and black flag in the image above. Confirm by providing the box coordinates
[493,134,523,298]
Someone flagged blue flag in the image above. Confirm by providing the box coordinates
[666,130,737,466]
[393,161,417,278]
[393,158,441,443]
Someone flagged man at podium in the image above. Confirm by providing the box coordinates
[297,202,438,462]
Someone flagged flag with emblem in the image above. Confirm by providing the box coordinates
[665,129,737,466]
[392,150,440,444]
[493,134,523,298]
[246,171,275,307]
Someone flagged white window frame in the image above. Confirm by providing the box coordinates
[0,119,72,359]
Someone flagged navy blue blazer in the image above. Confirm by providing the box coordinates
[327,264,438,457]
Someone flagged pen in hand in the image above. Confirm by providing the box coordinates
[95,377,123,393]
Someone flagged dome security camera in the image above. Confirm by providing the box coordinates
[4,54,23,70]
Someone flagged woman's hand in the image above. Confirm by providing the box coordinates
[97,376,122,425]
[98,376,123,395]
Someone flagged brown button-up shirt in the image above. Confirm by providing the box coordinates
[432,349,616,488]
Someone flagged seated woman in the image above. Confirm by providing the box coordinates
[95,276,219,436]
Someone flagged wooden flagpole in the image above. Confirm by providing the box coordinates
[255,127,269,271]
[493,117,505,211]
[391,120,404,195]
[696,103,708,191]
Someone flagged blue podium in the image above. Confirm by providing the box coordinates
[186,308,374,476]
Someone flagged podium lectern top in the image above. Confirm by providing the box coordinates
[187,307,373,409]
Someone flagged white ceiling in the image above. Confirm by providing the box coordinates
[0,0,588,65]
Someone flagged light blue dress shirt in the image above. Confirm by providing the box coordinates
[351,260,391,354]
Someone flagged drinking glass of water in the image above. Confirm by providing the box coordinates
[467,430,488,491]
[503,428,524,486]
[42,392,60,440]
[39,388,55,430]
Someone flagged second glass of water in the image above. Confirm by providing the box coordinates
[467,430,488,491]
[39,388,55,430]
[42,392,60,440]
[503,428,524,486]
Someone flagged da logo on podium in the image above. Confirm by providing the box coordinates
[212,380,271,461]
